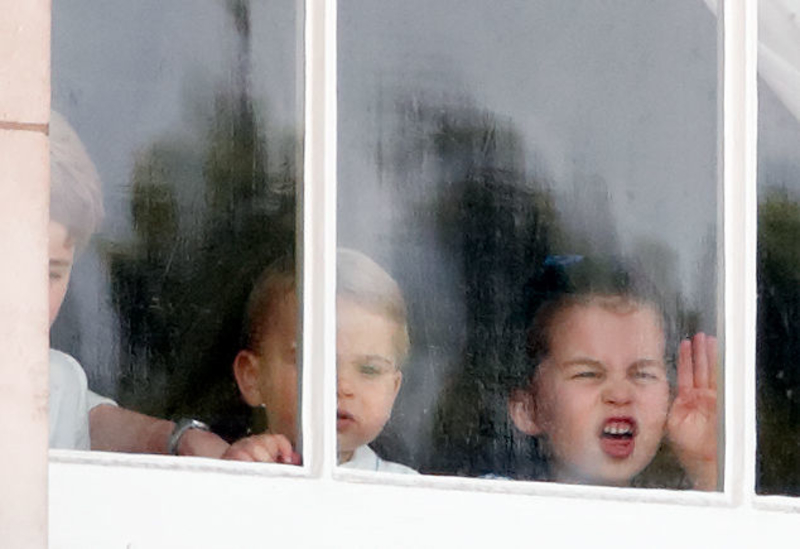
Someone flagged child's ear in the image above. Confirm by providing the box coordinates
[233,350,264,407]
[508,388,544,436]
[391,370,402,399]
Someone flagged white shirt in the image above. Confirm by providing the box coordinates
[340,444,418,474]
[49,349,116,450]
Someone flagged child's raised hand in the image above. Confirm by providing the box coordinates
[221,433,301,465]
[666,333,719,490]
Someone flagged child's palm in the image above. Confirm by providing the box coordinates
[668,387,717,462]
[666,333,719,490]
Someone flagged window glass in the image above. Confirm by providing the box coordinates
[338,0,721,489]
[50,1,302,457]
[756,0,800,497]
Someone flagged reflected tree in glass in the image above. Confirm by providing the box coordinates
[757,188,800,495]
[105,1,297,440]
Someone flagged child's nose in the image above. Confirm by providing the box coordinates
[337,368,354,397]
[602,378,633,406]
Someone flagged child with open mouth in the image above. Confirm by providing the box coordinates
[508,259,718,490]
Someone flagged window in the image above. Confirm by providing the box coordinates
[3,1,800,547]
[50,0,303,454]
[755,0,800,498]
[337,0,721,489]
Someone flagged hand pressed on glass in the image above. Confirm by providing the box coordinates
[667,333,719,491]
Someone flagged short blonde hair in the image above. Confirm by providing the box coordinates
[50,111,104,250]
[242,249,411,366]
[337,248,410,366]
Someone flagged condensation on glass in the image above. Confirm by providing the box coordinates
[756,0,800,497]
[50,1,302,453]
[337,0,722,489]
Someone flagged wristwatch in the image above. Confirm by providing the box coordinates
[168,418,211,455]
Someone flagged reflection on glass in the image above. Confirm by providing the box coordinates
[50,1,301,456]
[338,0,720,488]
[756,0,800,497]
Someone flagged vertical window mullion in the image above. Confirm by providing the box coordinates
[721,0,759,504]
[302,0,338,479]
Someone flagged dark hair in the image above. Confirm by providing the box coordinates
[507,256,672,393]
[240,253,296,352]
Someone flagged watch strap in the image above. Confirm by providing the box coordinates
[168,418,211,455]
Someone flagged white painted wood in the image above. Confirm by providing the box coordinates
[301,0,338,480]
[49,459,800,549]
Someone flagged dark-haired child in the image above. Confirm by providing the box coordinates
[508,261,718,489]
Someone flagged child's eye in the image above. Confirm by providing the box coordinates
[572,370,600,380]
[359,364,382,377]
[632,370,660,381]
[49,271,63,281]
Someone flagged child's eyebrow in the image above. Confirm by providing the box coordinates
[353,354,395,366]
[629,359,665,369]
[49,259,72,268]
[560,358,604,369]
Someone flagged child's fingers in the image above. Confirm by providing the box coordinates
[706,335,719,391]
[677,339,694,395]
[272,434,296,464]
[692,332,710,389]
[289,450,303,465]
[222,440,260,462]
[249,436,282,462]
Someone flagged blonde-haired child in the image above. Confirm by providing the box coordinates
[48,111,230,457]
[226,248,416,473]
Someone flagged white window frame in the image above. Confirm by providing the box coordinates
[3,0,799,547]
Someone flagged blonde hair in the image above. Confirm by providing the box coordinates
[50,111,104,250]
[242,249,411,366]
[337,248,410,366]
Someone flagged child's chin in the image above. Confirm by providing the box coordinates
[567,465,638,487]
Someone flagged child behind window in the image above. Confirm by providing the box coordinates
[227,248,416,473]
[49,111,230,457]
[507,258,718,490]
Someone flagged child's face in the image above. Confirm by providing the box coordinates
[48,221,75,328]
[336,297,402,461]
[517,302,669,486]
[246,290,300,446]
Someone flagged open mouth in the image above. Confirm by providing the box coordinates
[336,410,354,430]
[599,418,636,459]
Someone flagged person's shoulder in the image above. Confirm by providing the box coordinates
[368,446,419,475]
[342,445,418,474]
[376,458,419,475]
[49,349,88,388]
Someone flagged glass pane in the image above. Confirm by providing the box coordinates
[50,1,303,460]
[756,0,800,497]
[338,0,721,489]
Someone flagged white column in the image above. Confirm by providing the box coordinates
[0,1,51,547]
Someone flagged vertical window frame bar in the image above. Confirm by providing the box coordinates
[302,0,338,479]
[721,0,759,504]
